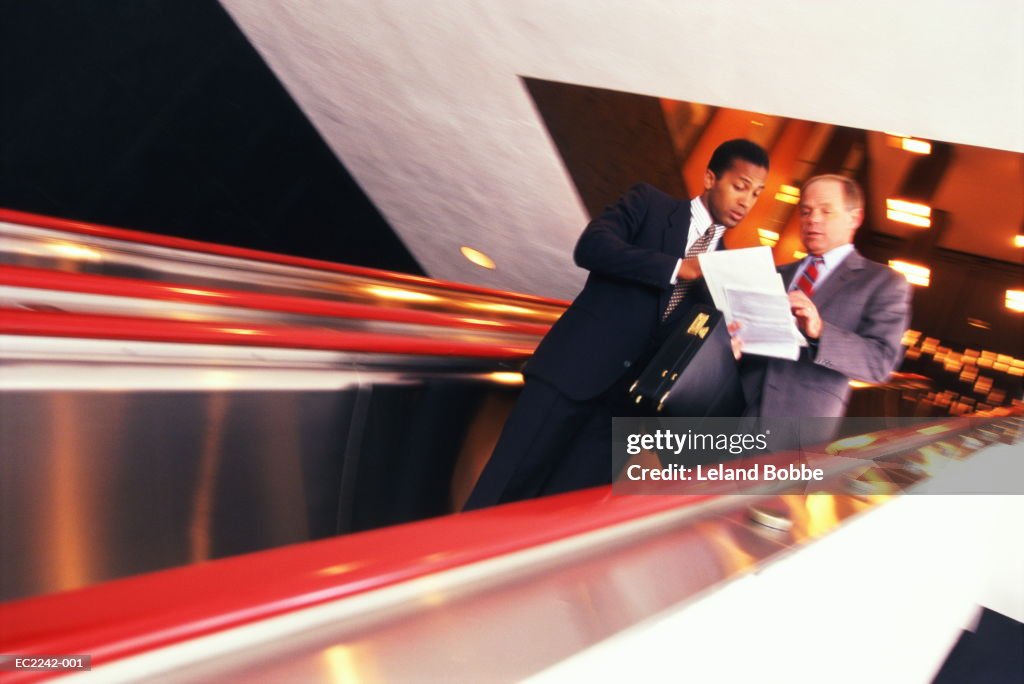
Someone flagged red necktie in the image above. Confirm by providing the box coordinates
[797,256,824,296]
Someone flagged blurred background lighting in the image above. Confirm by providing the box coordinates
[889,260,931,286]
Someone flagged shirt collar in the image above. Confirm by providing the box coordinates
[690,197,722,236]
[811,243,855,271]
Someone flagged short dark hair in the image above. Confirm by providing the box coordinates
[707,139,770,177]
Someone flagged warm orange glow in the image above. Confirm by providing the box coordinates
[363,286,441,303]
[886,198,932,227]
[464,302,536,315]
[460,245,496,270]
[887,199,931,216]
[757,228,780,246]
[317,561,369,577]
[900,137,932,154]
[46,241,104,261]
[826,433,878,453]
[1014,235,1024,248]
[967,318,992,330]
[901,329,922,345]
[889,260,931,286]
[1006,290,1024,312]
[918,424,951,436]
[190,394,228,561]
[804,495,840,538]
[886,210,931,227]
[169,287,225,298]
[487,372,525,385]
[775,184,800,204]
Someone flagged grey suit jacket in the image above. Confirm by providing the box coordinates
[740,249,913,417]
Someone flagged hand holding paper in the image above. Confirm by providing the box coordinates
[697,246,805,360]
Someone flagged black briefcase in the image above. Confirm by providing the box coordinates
[627,304,744,416]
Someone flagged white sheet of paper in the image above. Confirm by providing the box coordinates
[697,246,777,320]
[724,287,801,360]
[697,246,806,359]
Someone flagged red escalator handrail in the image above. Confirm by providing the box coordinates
[0,308,536,358]
[0,207,571,308]
[1,265,554,337]
[0,413,1013,677]
[0,489,713,677]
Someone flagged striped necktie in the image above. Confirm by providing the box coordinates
[797,256,825,296]
[662,225,721,320]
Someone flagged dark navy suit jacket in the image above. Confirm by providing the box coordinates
[526,183,720,401]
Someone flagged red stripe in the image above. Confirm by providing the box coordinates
[0,308,536,358]
[0,207,571,307]
[0,265,555,336]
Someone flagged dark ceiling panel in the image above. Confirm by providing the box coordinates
[523,77,687,218]
[0,0,423,275]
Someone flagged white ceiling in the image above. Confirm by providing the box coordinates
[219,0,1023,299]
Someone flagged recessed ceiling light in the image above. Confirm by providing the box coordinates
[886,198,932,228]
[889,260,931,286]
[900,137,932,154]
[1006,290,1024,312]
[460,245,496,270]
[756,228,779,246]
[775,184,800,204]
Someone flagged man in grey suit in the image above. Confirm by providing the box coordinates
[738,174,912,418]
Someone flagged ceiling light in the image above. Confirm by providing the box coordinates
[757,228,779,246]
[900,137,932,154]
[1014,235,1024,248]
[886,198,932,228]
[967,318,992,330]
[1006,290,1024,312]
[888,260,931,286]
[460,245,496,270]
[901,329,922,346]
[775,184,800,204]
[792,250,807,260]
[886,210,931,227]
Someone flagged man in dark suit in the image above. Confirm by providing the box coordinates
[464,139,770,510]
[738,174,912,418]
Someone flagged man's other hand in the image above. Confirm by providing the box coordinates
[727,321,743,360]
[788,291,822,339]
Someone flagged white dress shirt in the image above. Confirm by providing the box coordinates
[669,197,725,285]
[788,243,855,292]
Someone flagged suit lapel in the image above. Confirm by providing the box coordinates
[663,199,691,256]
[659,199,692,316]
[811,250,865,309]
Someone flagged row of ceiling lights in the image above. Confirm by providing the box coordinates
[749,134,1022,311]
